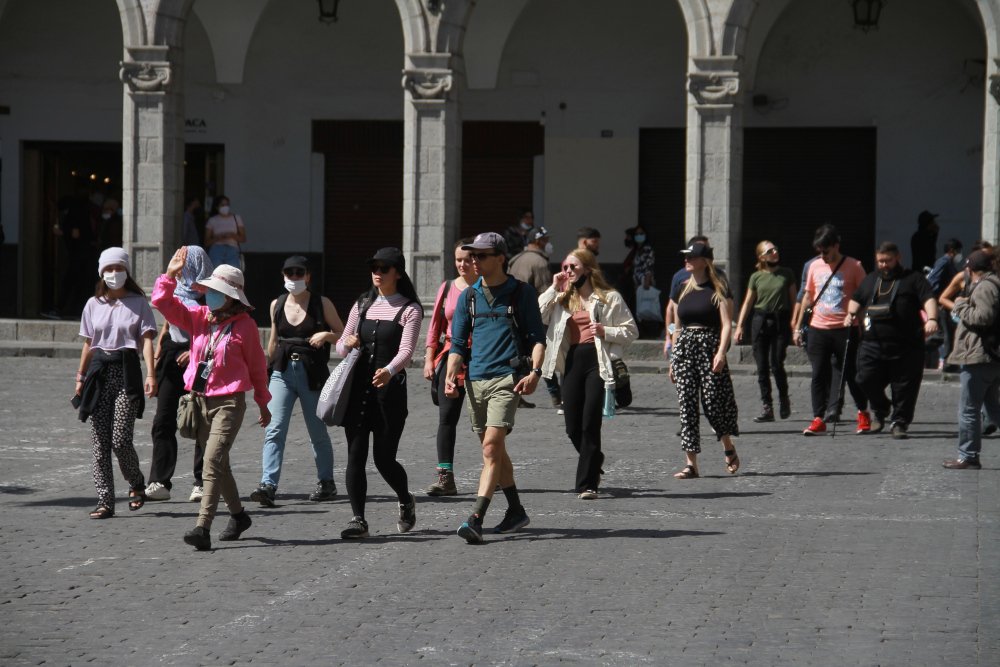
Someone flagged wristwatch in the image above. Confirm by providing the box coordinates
[531,367,543,376]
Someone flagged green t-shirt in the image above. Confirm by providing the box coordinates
[747,267,795,313]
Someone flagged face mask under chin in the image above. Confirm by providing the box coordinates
[572,272,589,289]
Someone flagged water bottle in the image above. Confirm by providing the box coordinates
[602,386,616,419]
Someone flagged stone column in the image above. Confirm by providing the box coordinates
[685,56,744,286]
[119,45,185,290]
[401,53,463,304]
[984,57,1000,243]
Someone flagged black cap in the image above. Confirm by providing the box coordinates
[461,232,508,256]
[529,226,550,243]
[368,247,405,272]
[282,255,309,272]
[918,210,939,226]
[680,242,714,260]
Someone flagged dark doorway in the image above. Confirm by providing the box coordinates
[184,143,225,246]
[638,128,687,290]
[742,128,877,286]
[461,121,544,240]
[313,120,404,317]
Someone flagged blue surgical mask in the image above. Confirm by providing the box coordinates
[205,290,227,311]
[634,234,647,244]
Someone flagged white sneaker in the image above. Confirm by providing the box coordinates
[556,408,565,415]
[578,489,599,500]
[145,482,170,501]
[188,485,204,502]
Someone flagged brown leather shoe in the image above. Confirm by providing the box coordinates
[942,458,982,470]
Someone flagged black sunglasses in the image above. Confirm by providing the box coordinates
[283,268,306,278]
[561,263,582,272]
[762,247,778,256]
[470,252,499,261]
[371,264,393,274]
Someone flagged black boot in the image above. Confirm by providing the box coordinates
[183,526,212,551]
[753,404,775,423]
[218,510,252,541]
[778,395,791,420]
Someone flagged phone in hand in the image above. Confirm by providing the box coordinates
[70,394,82,409]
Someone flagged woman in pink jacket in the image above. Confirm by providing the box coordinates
[153,248,272,551]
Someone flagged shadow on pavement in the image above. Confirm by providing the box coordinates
[515,528,726,540]
[0,486,36,495]
[235,534,442,547]
[602,488,771,500]
[740,471,876,477]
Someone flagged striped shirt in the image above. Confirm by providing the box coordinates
[335,293,423,376]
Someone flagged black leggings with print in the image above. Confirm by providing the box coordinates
[90,363,145,508]
[673,328,740,453]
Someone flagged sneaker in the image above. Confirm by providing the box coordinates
[309,479,337,502]
[188,485,204,502]
[803,417,827,436]
[753,405,775,423]
[183,526,212,551]
[551,396,562,408]
[457,516,484,543]
[250,483,276,508]
[218,510,252,541]
[870,413,887,434]
[397,494,417,533]
[856,410,872,434]
[890,422,909,440]
[578,489,599,500]
[778,397,791,420]
[557,408,565,415]
[492,507,530,533]
[341,516,369,539]
[426,468,457,496]
[144,482,170,501]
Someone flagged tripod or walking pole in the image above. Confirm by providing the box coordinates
[830,331,853,439]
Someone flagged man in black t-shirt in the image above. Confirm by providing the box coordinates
[845,242,939,439]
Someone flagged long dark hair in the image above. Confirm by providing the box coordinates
[358,271,423,316]
[94,274,145,300]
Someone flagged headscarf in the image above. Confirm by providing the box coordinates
[176,246,214,306]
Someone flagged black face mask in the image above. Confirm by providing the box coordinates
[572,272,589,289]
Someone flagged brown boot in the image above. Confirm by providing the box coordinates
[425,468,457,496]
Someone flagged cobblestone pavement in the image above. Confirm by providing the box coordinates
[0,356,996,666]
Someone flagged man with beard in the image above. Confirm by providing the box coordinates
[845,242,939,439]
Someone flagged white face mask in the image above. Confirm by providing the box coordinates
[544,242,554,256]
[103,270,127,290]
[284,279,307,296]
[218,205,231,215]
[101,212,112,220]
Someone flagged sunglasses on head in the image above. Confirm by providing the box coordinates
[371,264,393,274]
[470,252,499,261]
[283,268,306,278]
[562,263,582,272]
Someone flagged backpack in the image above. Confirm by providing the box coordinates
[466,279,530,374]
[974,275,1000,360]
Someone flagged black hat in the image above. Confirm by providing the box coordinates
[282,255,309,272]
[529,226,550,243]
[368,247,406,272]
[966,250,993,272]
[680,242,714,260]
[462,232,508,256]
[918,210,939,226]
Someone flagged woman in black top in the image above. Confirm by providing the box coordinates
[251,256,344,507]
[668,243,740,478]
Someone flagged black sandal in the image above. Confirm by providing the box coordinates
[673,465,699,479]
[89,506,114,520]
[724,449,741,475]
[128,488,145,512]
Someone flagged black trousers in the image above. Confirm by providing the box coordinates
[806,326,868,419]
[750,311,790,407]
[149,344,203,488]
[855,340,924,426]
[343,374,411,519]
[561,343,605,492]
[432,360,465,465]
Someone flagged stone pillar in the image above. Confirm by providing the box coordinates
[685,56,744,287]
[984,57,1000,243]
[119,45,185,290]
[401,53,462,303]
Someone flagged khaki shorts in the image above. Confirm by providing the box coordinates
[466,374,519,434]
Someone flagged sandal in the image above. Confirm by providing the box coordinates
[673,465,699,479]
[89,505,114,520]
[724,449,741,475]
[128,488,145,512]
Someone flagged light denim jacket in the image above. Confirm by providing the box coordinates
[538,286,638,386]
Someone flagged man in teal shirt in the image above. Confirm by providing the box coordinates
[446,232,546,543]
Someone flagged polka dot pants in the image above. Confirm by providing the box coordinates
[90,363,145,508]
[672,328,740,453]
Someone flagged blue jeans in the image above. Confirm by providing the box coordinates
[208,243,240,269]
[261,361,334,487]
[957,362,1000,461]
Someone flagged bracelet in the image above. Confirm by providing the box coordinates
[76,372,85,381]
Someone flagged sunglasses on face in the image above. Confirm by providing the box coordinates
[562,263,582,272]
[283,268,306,278]
[762,247,778,256]
[371,264,392,274]
[470,252,499,261]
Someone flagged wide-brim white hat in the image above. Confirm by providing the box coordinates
[196,264,252,308]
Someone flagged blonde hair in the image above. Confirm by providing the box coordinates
[558,249,615,311]
[678,258,729,307]
[755,240,775,272]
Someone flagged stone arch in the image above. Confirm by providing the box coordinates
[394,0,428,53]
[116,0,194,47]
[974,0,999,53]
[116,0,148,46]
[674,0,714,57]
